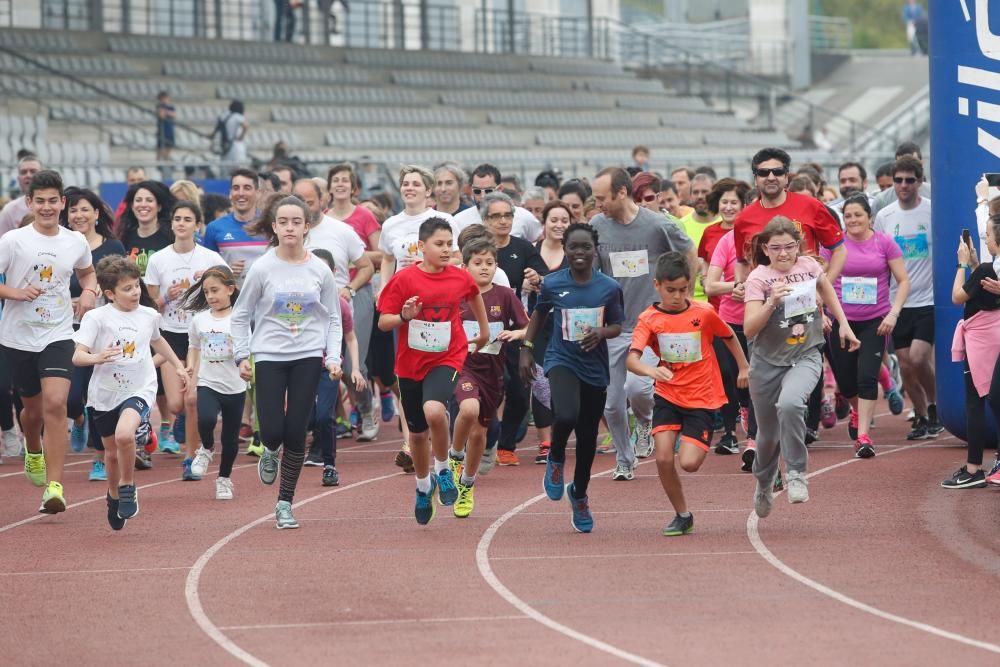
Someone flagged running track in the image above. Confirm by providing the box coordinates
[1,411,998,666]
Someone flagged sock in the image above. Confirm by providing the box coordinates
[416,475,431,494]
[433,458,448,474]
[449,447,465,461]
[460,473,476,487]
[878,365,893,392]
[277,449,305,503]
[679,511,692,518]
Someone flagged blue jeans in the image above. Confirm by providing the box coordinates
[311,373,339,466]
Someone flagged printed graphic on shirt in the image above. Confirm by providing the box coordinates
[27,261,68,329]
[390,235,422,269]
[656,331,702,363]
[893,223,929,260]
[562,306,604,341]
[609,250,649,278]
[201,330,233,363]
[842,276,878,305]
[270,291,318,335]
[98,331,140,394]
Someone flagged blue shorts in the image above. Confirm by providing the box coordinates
[91,397,151,439]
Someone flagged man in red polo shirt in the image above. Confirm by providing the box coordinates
[734,148,846,284]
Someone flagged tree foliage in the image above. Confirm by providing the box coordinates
[817,0,915,48]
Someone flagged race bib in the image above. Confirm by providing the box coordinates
[656,332,702,363]
[842,276,877,305]
[201,331,234,363]
[783,278,817,318]
[28,289,67,329]
[408,319,451,353]
[464,320,504,355]
[609,250,649,278]
[561,307,604,342]
[270,292,318,335]
[894,233,929,260]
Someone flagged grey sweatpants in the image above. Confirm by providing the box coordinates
[604,333,656,468]
[749,349,823,485]
[345,283,374,414]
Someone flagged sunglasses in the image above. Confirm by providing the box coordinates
[636,193,657,203]
[472,187,495,196]
[754,167,787,178]
[893,177,918,184]
[486,212,514,221]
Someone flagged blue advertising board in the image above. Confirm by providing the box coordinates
[929,0,1000,439]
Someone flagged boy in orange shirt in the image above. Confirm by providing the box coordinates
[627,252,749,536]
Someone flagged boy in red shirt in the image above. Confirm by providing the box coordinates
[627,252,749,537]
[378,218,489,525]
[449,237,529,518]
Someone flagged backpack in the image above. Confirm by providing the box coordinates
[212,112,233,155]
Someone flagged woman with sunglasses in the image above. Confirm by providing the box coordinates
[821,194,909,458]
[744,217,859,517]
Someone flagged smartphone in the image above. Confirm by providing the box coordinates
[986,173,1000,187]
[962,228,973,247]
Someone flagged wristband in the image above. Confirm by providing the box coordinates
[522,340,534,349]
[400,311,411,322]
[83,287,99,298]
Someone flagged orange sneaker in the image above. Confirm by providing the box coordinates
[497,450,520,466]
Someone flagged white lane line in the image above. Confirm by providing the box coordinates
[218,614,528,631]
[184,471,403,667]
[747,443,1000,655]
[491,550,757,562]
[0,566,191,577]
[475,461,667,667]
[0,458,91,479]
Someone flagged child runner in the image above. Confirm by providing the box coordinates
[73,256,188,528]
[627,252,749,536]
[183,265,247,499]
[144,201,226,478]
[743,217,859,517]
[378,217,489,525]
[0,169,98,513]
[232,195,343,529]
[519,223,624,533]
[450,236,529,517]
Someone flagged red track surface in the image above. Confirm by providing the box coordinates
[1,409,998,666]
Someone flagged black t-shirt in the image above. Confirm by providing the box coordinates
[496,235,547,299]
[71,237,126,298]
[962,263,1000,319]
[529,241,569,366]
[121,226,173,278]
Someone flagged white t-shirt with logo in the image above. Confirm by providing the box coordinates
[73,304,161,411]
[0,224,92,351]
[873,196,933,308]
[305,215,367,289]
[144,244,227,333]
[452,204,543,244]
[378,209,458,273]
[189,309,246,395]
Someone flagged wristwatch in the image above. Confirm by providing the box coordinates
[347,286,357,298]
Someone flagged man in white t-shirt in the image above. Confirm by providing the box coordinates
[0,170,97,514]
[0,154,42,238]
[218,100,249,164]
[452,164,542,243]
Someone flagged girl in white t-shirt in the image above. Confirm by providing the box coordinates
[182,265,246,500]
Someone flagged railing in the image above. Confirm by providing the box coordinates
[852,85,930,156]
[809,15,853,51]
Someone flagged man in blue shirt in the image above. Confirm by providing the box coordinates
[200,168,268,285]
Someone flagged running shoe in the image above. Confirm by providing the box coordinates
[70,416,88,453]
[414,475,438,525]
[380,391,395,422]
[191,446,213,477]
[89,460,107,481]
[773,469,784,492]
[662,513,694,537]
[335,417,353,440]
[357,411,378,442]
[275,500,299,529]
[714,433,739,455]
[848,408,859,441]
[349,407,360,431]
[739,407,749,434]
[888,353,903,394]
[258,447,279,485]
[611,462,634,481]
[906,408,916,422]
[597,432,615,454]
[158,424,180,454]
[544,458,565,500]
[907,416,931,440]
[633,421,654,459]
[885,388,904,416]
[820,396,836,429]
[753,476,774,518]
[926,404,945,436]
[1,428,22,456]
[535,441,551,465]
[394,448,415,473]
[216,477,234,500]
[39,481,66,514]
[117,484,138,519]
[453,481,474,518]
[479,446,496,475]
[24,451,46,486]
[566,482,593,533]
[854,434,876,459]
[106,493,127,530]
[448,456,463,485]
[986,458,1000,486]
[134,449,153,470]
[322,465,339,487]
[741,439,756,472]
[786,470,809,503]
[940,467,987,489]
[239,423,253,442]
[173,414,186,446]
[136,421,156,454]
[437,467,458,506]
[497,449,519,466]
[246,439,265,457]
[804,428,818,445]
[834,393,849,420]
[182,458,201,481]
[303,447,323,467]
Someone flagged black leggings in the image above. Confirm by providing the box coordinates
[255,357,323,502]
[730,324,757,439]
[964,359,1000,466]
[532,393,554,429]
[0,347,21,432]
[828,317,884,401]
[714,338,738,435]
[197,386,246,477]
[499,344,530,452]
[547,366,605,498]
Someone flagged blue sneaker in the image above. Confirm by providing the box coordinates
[173,414,186,445]
[886,388,904,416]
[89,459,107,481]
[181,457,201,481]
[380,392,395,422]
[158,424,180,454]
[415,475,438,525]
[349,407,360,430]
[437,467,458,506]
[70,415,88,453]
[543,458,564,500]
[566,482,593,533]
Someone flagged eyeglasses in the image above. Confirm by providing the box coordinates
[486,212,514,221]
[472,187,495,196]
[765,242,799,253]
[893,176,918,184]
[754,167,787,178]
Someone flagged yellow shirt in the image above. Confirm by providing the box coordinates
[676,212,721,302]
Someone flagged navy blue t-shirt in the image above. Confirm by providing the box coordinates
[535,268,624,387]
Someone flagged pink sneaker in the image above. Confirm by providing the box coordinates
[739,406,749,434]
[987,459,1000,486]
[820,397,836,429]
[854,433,875,459]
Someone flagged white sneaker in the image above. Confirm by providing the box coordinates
[479,446,497,475]
[357,411,378,442]
[754,477,775,518]
[611,463,634,481]
[786,470,809,503]
[2,428,23,457]
[215,476,234,500]
[191,446,214,477]
[633,421,654,459]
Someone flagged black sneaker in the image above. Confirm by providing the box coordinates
[741,444,756,472]
[926,404,945,436]
[907,417,931,440]
[714,433,739,455]
[134,450,153,470]
[106,494,127,531]
[322,465,339,487]
[940,467,986,489]
[662,513,694,536]
[804,428,818,445]
[303,447,323,467]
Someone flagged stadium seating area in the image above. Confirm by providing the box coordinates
[0,27,801,188]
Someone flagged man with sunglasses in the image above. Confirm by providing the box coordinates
[453,163,542,243]
[871,141,931,217]
[733,148,846,285]
[873,155,943,439]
